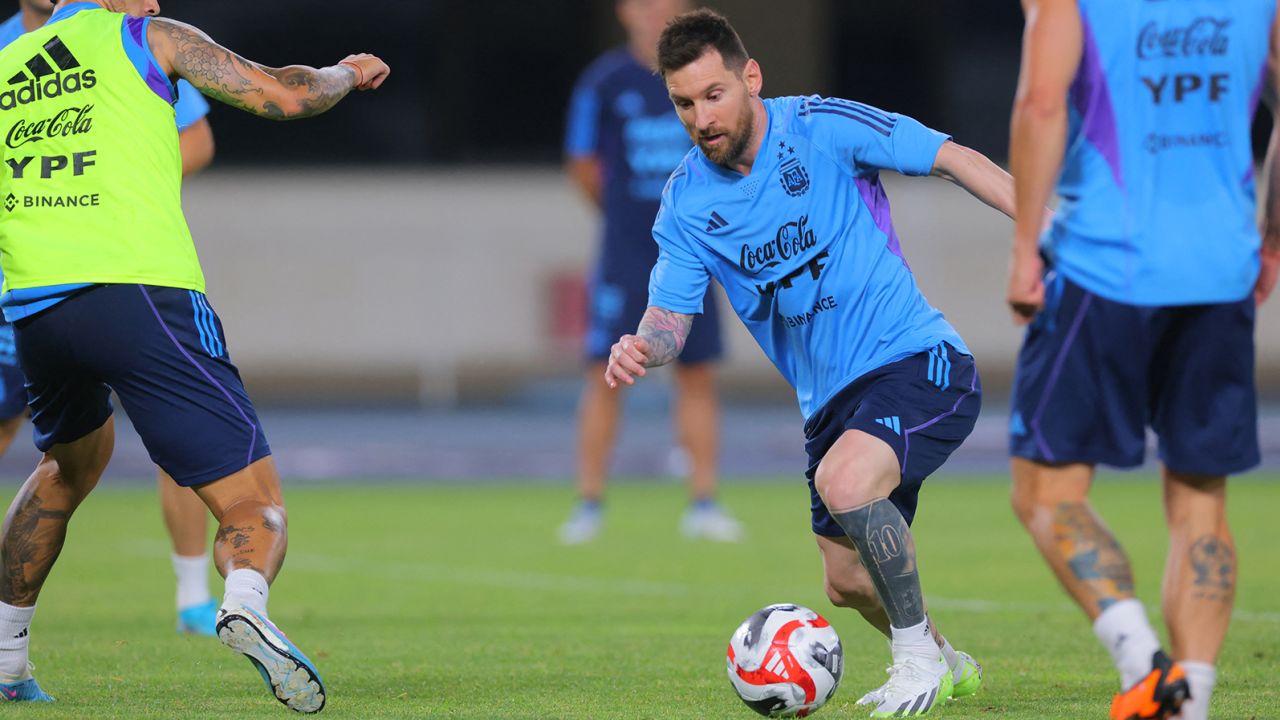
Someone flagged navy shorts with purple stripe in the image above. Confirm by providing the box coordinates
[14,284,271,486]
[804,343,982,536]
[1009,272,1259,475]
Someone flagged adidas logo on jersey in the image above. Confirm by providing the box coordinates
[705,211,730,232]
[0,36,95,111]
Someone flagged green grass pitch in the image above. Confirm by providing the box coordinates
[5,474,1277,719]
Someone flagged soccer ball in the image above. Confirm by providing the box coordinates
[726,604,843,717]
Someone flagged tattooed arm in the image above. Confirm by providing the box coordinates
[146,18,390,121]
[603,306,695,389]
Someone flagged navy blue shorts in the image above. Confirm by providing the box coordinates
[0,320,27,421]
[804,343,982,536]
[14,284,271,486]
[584,268,723,365]
[1010,272,1259,475]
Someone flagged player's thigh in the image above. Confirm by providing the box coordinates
[806,343,980,524]
[12,294,115,454]
[1149,299,1259,476]
[813,430,901,511]
[1009,272,1148,468]
[87,285,273,487]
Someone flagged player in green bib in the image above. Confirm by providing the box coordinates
[0,0,389,712]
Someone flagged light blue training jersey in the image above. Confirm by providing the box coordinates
[649,96,967,419]
[1048,0,1275,306]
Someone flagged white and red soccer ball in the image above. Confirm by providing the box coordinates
[726,604,843,717]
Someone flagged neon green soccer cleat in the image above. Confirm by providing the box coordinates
[949,650,983,700]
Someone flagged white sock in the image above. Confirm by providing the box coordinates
[938,635,960,672]
[172,553,212,610]
[0,602,34,681]
[1176,662,1216,720]
[222,569,269,617]
[1093,599,1162,689]
[890,618,942,664]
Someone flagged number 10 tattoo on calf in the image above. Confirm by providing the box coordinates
[832,498,926,628]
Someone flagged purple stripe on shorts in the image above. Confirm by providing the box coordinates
[1028,292,1093,463]
[1070,14,1124,190]
[854,175,909,270]
[901,352,979,473]
[137,285,258,468]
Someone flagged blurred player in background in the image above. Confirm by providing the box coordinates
[607,10,1021,716]
[561,0,741,545]
[0,0,388,710]
[0,0,223,639]
[1008,1,1278,718]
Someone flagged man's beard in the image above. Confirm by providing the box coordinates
[698,101,754,168]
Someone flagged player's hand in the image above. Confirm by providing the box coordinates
[1255,246,1280,306]
[339,54,390,91]
[1007,246,1045,325]
[604,335,652,389]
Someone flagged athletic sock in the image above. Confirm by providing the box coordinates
[1092,599,1162,689]
[0,602,34,681]
[938,634,960,672]
[1177,661,1216,720]
[223,569,269,617]
[890,618,942,665]
[172,552,212,610]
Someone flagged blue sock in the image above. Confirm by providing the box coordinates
[693,497,716,511]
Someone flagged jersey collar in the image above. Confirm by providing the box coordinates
[48,2,100,25]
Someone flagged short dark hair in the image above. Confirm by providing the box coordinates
[657,9,748,77]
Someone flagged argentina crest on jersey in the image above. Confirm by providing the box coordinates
[779,156,810,197]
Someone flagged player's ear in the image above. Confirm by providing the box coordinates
[742,58,762,97]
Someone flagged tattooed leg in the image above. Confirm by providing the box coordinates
[194,457,288,583]
[831,499,925,628]
[1162,471,1234,663]
[0,420,114,607]
[1010,459,1139,620]
[813,430,922,628]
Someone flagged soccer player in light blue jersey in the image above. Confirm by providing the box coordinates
[604,10,1022,717]
[0,0,222,639]
[1008,1,1277,719]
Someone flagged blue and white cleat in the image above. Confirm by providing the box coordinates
[217,605,325,714]
[0,664,54,703]
[177,598,219,636]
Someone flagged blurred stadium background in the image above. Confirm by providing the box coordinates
[1,0,1276,475]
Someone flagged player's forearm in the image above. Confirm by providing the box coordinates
[151,19,356,122]
[635,306,693,368]
[931,142,1017,221]
[1262,119,1280,255]
[567,157,604,209]
[1009,95,1065,254]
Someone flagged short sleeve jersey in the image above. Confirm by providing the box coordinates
[1048,0,1275,305]
[649,96,966,418]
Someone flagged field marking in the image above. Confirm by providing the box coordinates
[116,539,1280,622]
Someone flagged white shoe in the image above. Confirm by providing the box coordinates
[865,653,952,717]
[680,502,744,542]
[217,605,326,714]
[558,503,602,545]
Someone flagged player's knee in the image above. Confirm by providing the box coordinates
[814,461,879,511]
[1009,481,1038,527]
